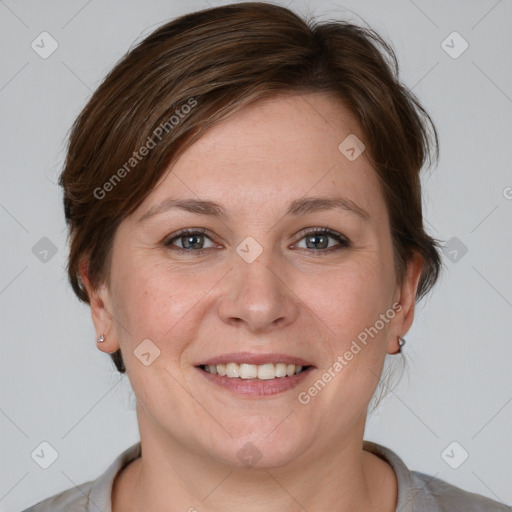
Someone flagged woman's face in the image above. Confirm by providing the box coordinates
[89,92,421,469]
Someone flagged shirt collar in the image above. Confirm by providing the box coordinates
[363,440,414,512]
[88,440,413,512]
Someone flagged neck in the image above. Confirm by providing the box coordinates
[112,411,396,512]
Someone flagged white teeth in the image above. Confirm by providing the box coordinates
[257,364,276,380]
[226,363,239,378]
[275,363,287,378]
[203,362,307,380]
[239,363,258,379]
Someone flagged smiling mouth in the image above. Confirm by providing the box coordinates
[199,362,311,380]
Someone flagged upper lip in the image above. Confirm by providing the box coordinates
[196,352,314,367]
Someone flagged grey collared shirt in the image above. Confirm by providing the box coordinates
[22,440,511,511]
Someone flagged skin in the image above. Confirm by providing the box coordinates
[83,92,423,512]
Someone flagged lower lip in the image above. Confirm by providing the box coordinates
[196,366,314,396]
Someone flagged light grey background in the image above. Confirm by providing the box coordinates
[1,0,511,510]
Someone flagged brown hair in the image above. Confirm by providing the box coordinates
[60,2,443,373]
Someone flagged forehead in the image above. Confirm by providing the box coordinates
[137,92,386,223]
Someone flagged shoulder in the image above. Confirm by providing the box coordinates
[20,442,142,512]
[409,469,511,512]
[19,482,93,512]
[363,440,511,512]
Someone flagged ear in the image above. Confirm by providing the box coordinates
[387,251,424,354]
[79,259,120,354]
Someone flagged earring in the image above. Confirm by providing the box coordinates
[397,336,406,354]
[97,334,106,343]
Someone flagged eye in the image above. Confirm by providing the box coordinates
[163,227,350,254]
[293,228,350,252]
[164,228,217,251]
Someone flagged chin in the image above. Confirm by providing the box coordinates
[211,426,307,470]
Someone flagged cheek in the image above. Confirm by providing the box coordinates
[305,254,394,344]
[110,258,221,348]
[300,263,393,412]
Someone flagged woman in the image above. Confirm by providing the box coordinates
[23,2,509,511]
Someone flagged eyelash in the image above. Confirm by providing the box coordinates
[164,227,350,255]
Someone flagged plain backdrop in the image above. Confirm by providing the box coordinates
[1,0,511,510]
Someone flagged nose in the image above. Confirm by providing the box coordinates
[217,250,300,334]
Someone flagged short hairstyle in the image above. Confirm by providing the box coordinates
[60,2,443,373]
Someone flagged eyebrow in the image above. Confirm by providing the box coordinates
[138,196,370,222]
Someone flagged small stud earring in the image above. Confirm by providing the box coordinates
[397,336,406,353]
[97,334,106,343]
